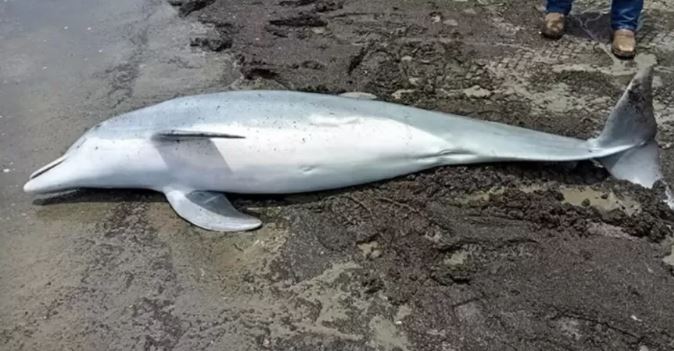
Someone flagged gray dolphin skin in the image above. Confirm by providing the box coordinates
[24,66,662,232]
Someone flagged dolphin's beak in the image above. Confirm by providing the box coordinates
[23,179,39,194]
[23,177,49,194]
[24,155,67,194]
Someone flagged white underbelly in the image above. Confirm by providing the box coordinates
[181,117,449,193]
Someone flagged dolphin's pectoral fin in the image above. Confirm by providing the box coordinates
[154,130,245,140]
[164,188,262,232]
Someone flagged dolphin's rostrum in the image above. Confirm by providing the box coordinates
[24,67,662,232]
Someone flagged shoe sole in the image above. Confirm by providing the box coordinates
[612,47,636,59]
[541,30,564,40]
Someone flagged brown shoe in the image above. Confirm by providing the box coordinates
[612,29,636,59]
[542,12,565,39]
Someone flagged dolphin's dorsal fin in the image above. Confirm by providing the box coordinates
[164,188,261,232]
[154,130,245,140]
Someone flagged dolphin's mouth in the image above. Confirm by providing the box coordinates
[29,155,66,180]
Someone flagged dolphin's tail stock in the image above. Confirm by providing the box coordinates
[592,66,663,188]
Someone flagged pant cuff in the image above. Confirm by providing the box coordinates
[546,8,571,15]
[612,24,637,32]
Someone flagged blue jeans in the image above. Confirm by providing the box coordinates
[546,0,643,31]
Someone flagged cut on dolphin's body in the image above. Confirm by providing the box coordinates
[24,66,663,232]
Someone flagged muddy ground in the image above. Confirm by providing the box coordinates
[2,0,674,350]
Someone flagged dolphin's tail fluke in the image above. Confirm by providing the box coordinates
[595,66,656,149]
[594,66,662,188]
[598,140,663,188]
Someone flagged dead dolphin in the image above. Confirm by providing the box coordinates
[24,66,662,232]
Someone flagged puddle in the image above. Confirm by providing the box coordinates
[368,316,411,351]
[559,187,641,216]
[443,250,468,267]
[358,240,382,259]
[456,184,641,216]
[455,191,494,204]
[664,245,674,268]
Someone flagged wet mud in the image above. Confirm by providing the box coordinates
[2,0,674,350]
[168,0,674,349]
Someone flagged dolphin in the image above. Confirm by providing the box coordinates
[24,66,662,232]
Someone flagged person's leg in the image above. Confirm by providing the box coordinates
[546,0,574,15]
[611,0,643,31]
[610,0,643,59]
[542,0,574,39]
